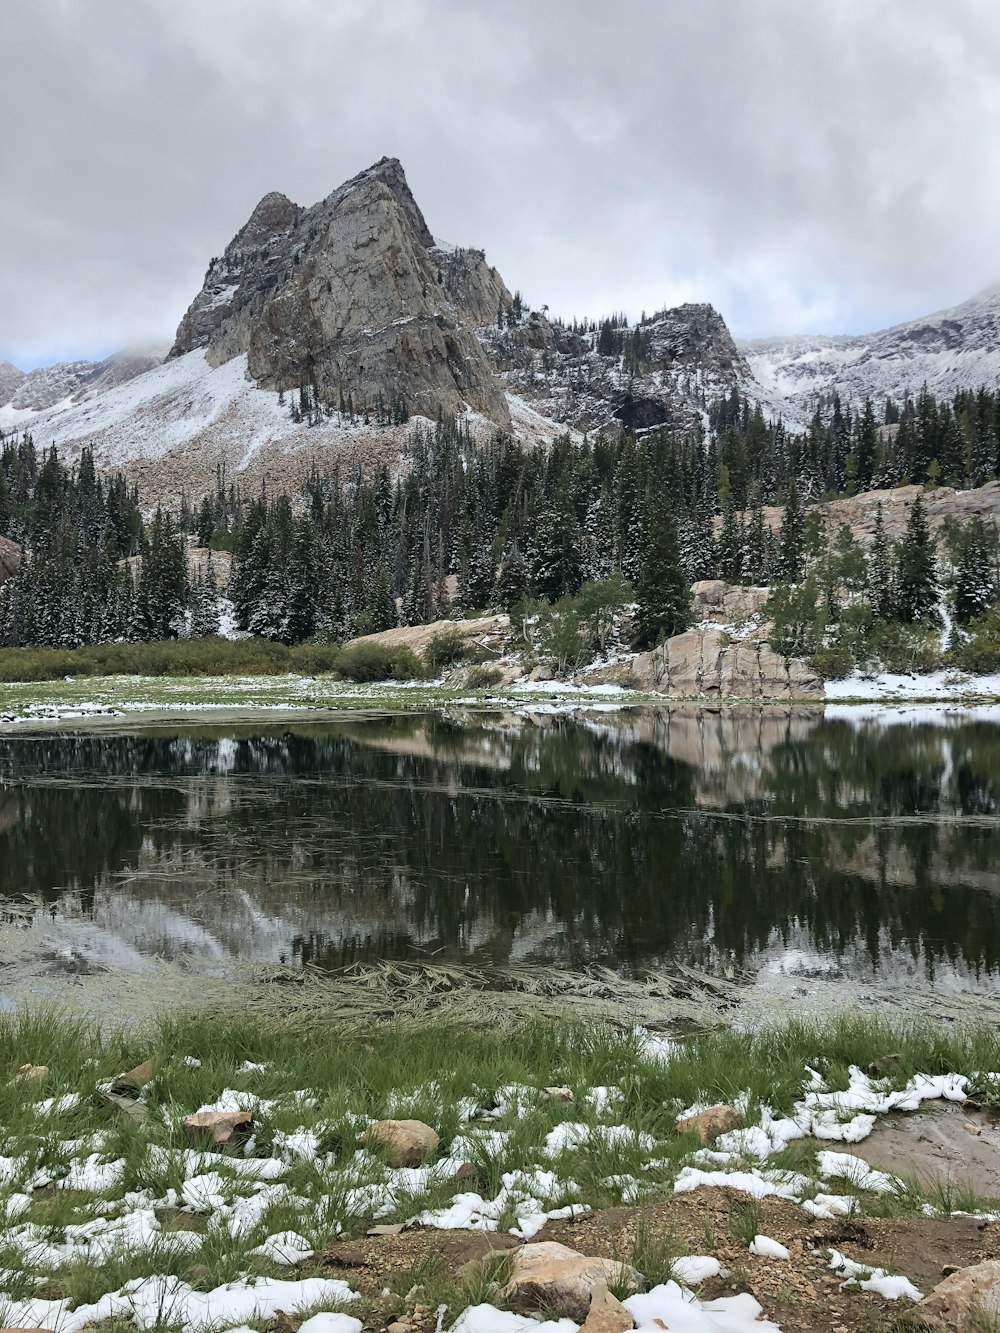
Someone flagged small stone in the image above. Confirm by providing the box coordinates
[367,1223,406,1236]
[182,1110,253,1148]
[676,1104,741,1144]
[540,1086,575,1104]
[501,1241,641,1323]
[912,1258,1000,1329]
[943,1264,961,1276]
[581,1281,635,1331]
[324,1242,369,1267]
[963,1121,982,1137]
[361,1119,439,1167]
[111,1057,160,1094]
[452,1161,478,1183]
[99,1091,149,1123]
[387,1323,409,1333]
[12,1064,48,1085]
[865,1053,902,1079]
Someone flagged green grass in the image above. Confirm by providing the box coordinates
[0,1007,998,1318]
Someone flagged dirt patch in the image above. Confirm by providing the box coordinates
[850,1101,1000,1199]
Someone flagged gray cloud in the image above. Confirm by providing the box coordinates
[3,0,1000,366]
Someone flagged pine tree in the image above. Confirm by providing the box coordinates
[895,493,938,623]
[953,516,997,624]
[867,503,894,620]
[778,477,805,581]
[633,505,691,649]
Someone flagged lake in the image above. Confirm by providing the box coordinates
[1,705,999,1005]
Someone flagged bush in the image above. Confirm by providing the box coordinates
[954,607,1000,674]
[808,644,855,680]
[424,628,476,676]
[333,642,423,682]
[868,622,942,674]
[766,580,826,658]
[465,665,504,689]
[0,637,294,683]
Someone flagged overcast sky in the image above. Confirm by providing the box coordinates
[4,0,1000,369]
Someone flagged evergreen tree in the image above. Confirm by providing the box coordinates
[867,503,894,620]
[895,493,938,623]
[778,477,805,581]
[633,506,691,648]
[953,516,997,624]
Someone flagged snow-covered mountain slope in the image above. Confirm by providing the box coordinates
[0,350,425,500]
[743,282,1000,423]
[0,348,165,413]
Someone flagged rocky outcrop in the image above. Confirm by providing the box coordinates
[170,157,511,429]
[690,579,770,624]
[484,301,751,435]
[0,360,25,407]
[345,614,512,661]
[501,1241,641,1322]
[632,628,823,700]
[0,536,22,585]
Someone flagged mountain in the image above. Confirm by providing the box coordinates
[0,158,749,500]
[742,282,1000,423]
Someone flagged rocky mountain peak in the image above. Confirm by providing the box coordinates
[169,157,511,427]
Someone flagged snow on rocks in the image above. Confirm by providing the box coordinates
[828,1248,923,1301]
[624,1281,783,1331]
[749,1235,790,1260]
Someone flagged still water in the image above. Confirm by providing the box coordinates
[0,706,998,991]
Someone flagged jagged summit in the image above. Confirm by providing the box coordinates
[169,156,511,427]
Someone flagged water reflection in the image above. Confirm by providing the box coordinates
[0,707,999,987]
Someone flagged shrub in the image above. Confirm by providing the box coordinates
[424,628,476,676]
[334,642,423,682]
[868,622,942,674]
[465,665,504,689]
[0,637,294,682]
[288,643,346,675]
[955,607,1000,674]
[808,644,855,680]
[766,580,826,658]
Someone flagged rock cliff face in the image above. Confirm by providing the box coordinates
[483,302,750,434]
[0,361,24,407]
[169,158,512,428]
[632,628,823,700]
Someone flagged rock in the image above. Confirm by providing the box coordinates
[12,1064,48,1084]
[540,1086,575,1104]
[111,1057,160,1094]
[344,614,511,664]
[866,1053,902,1079]
[0,536,22,587]
[183,1110,254,1148]
[170,157,512,430]
[691,579,770,623]
[677,1104,742,1144]
[649,628,823,700]
[0,359,25,407]
[912,1258,1000,1329]
[99,1091,149,1123]
[527,665,554,682]
[581,1282,635,1332]
[500,1241,642,1322]
[362,1119,439,1167]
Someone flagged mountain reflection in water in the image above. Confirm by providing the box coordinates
[0,706,999,989]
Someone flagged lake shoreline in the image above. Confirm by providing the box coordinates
[0,1007,998,1332]
[0,670,999,730]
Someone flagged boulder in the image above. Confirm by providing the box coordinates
[344,615,511,664]
[691,579,770,623]
[183,1110,254,1149]
[912,1259,1000,1329]
[581,1282,635,1331]
[650,629,823,700]
[362,1118,439,1167]
[677,1104,742,1144]
[501,1241,642,1322]
[540,1086,575,1104]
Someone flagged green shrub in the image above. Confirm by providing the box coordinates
[287,643,345,675]
[808,643,855,680]
[424,628,476,676]
[0,637,294,683]
[868,622,942,674]
[766,579,826,658]
[334,642,423,682]
[465,665,504,689]
[955,607,1000,674]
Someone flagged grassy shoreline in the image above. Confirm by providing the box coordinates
[0,1008,998,1329]
[2,669,1000,728]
